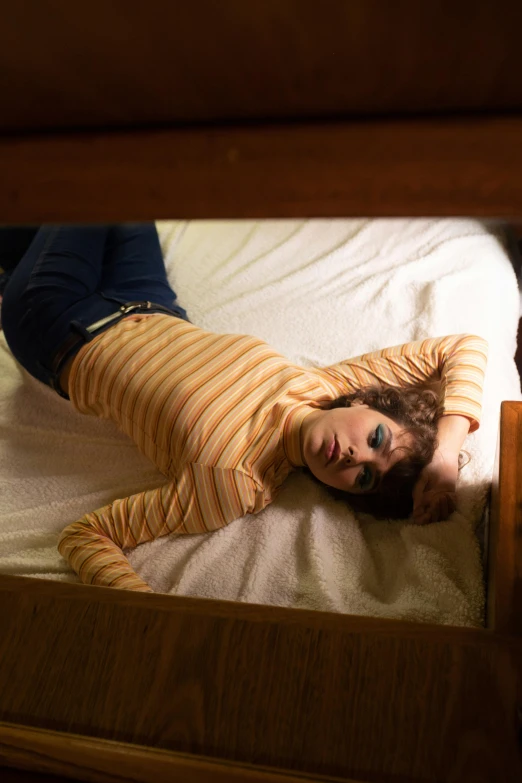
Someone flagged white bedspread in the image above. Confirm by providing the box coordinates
[0,219,520,626]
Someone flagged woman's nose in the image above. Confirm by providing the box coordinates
[345,445,373,466]
[345,446,356,464]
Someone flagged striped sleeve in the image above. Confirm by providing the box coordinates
[322,334,488,432]
[58,465,263,591]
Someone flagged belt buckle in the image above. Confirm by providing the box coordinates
[86,301,151,333]
[121,301,151,315]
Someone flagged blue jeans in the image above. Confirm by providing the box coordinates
[2,224,188,399]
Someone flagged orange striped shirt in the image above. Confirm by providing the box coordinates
[57,316,488,592]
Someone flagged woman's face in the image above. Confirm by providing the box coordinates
[300,403,411,493]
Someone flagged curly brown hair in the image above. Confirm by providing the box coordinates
[318,385,443,519]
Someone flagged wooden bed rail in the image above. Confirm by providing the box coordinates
[0,574,521,782]
[488,400,522,635]
[0,723,359,783]
[1,116,522,224]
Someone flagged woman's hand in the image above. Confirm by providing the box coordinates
[412,414,471,525]
[412,448,459,525]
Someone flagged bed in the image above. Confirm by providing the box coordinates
[2,3,522,780]
[0,217,519,629]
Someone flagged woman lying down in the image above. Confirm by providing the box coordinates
[1,224,488,593]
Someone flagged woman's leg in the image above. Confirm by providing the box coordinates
[96,224,188,319]
[2,225,110,388]
[2,223,187,397]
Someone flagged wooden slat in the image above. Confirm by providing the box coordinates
[1,117,522,223]
[488,401,522,634]
[1,1,521,133]
[0,723,358,783]
[0,575,521,783]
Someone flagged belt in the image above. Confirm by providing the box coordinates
[50,301,175,375]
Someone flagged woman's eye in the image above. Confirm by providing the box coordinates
[359,466,372,490]
[371,423,384,449]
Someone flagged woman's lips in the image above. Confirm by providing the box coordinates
[325,437,340,466]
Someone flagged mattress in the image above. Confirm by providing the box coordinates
[0,218,520,626]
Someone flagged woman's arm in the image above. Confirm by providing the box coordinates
[436,413,473,454]
[323,334,488,432]
[58,466,261,591]
[412,414,472,525]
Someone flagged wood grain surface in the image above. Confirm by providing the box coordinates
[1,116,522,223]
[0,575,521,783]
[1,1,521,133]
[0,723,361,783]
[488,401,522,634]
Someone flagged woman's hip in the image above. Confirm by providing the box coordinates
[1,224,189,398]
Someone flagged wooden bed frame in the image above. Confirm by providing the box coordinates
[0,4,521,781]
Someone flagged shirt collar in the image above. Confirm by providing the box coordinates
[282,404,316,468]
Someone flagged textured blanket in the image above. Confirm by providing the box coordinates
[0,218,519,625]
